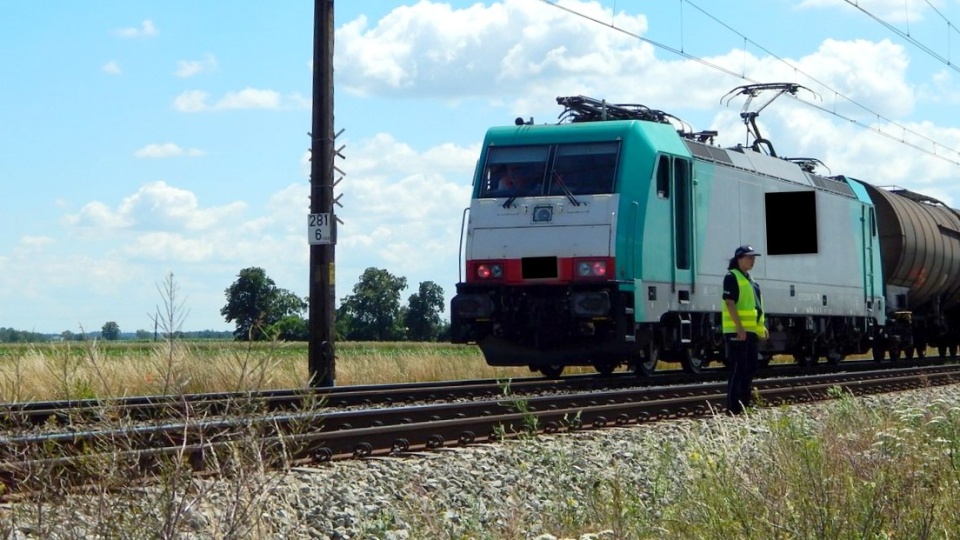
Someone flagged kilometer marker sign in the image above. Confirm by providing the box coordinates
[308,213,334,245]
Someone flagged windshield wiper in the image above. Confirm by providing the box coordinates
[552,171,581,206]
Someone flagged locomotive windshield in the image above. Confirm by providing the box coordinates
[477,142,619,199]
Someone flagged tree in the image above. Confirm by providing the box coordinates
[221,267,307,341]
[0,328,48,343]
[334,307,354,341]
[101,321,121,340]
[338,267,408,341]
[404,281,445,342]
[268,315,310,341]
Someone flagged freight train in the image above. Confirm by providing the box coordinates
[451,84,960,377]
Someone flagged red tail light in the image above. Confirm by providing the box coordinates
[476,263,504,280]
[575,259,610,279]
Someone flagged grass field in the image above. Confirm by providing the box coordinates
[4,340,960,539]
[4,339,960,538]
[0,338,914,403]
[0,340,537,402]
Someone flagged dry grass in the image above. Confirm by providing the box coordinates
[0,337,945,403]
[0,340,535,402]
[2,337,959,537]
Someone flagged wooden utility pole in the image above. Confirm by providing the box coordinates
[308,0,336,387]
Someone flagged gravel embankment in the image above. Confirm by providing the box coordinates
[181,384,960,539]
[5,384,960,539]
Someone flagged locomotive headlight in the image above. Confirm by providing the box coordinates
[476,263,504,280]
[576,260,607,278]
[571,291,611,317]
[533,205,553,223]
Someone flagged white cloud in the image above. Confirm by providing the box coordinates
[64,201,132,230]
[101,60,122,75]
[329,134,476,287]
[794,39,914,117]
[172,88,304,112]
[134,143,205,158]
[217,88,282,109]
[336,0,651,99]
[174,53,218,78]
[332,1,925,125]
[260,131,478,297]
[16,236,54,252]
[114,20,158,38]
[122,232,219,262]
[172,90,209,112]
[64,181,246,233]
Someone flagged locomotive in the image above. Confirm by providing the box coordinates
[451,84,960,377]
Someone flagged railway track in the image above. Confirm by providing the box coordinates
[0,355,944,428]
[2,361,959,498]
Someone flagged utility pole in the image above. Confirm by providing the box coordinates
[308,0,338,387]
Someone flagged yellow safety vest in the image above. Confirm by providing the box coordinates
[721,269,765,334]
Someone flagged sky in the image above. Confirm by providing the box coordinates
[3,0,960,335]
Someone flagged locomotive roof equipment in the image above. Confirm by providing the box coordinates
[722,82,819,157]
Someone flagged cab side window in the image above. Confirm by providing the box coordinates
[655,155,670,198]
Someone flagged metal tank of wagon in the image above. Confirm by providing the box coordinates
[859,182,960,312]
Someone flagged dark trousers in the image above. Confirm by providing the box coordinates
[725,333,759,415]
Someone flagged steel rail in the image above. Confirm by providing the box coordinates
[3,363,955,457]
[0,356,948,427]
[2,364,958,497]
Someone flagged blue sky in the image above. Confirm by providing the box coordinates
[3,0,960,334]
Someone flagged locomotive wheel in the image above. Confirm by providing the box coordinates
[540,365,564,378]
[793,352,814,367]
[633,342,659,377]
[594,362,616,377]
[691,343,712,370]
[680,349,706,375]
[794,341,815,367]
[824,349,844,365]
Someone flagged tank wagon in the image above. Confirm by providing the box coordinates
[860,183,960,357]
[451,86,960,377]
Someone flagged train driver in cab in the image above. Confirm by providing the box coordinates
[496,164,538,195]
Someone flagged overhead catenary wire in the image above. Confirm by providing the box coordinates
[842,0,960,72]
[537,0,960,166]
[686,0,960,164]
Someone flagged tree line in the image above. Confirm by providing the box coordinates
[1,267,447,344]
[220,266,447,342]
[0,327,234,343]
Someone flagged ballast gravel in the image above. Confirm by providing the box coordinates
[5,384,960,539]
[183,384,960,539]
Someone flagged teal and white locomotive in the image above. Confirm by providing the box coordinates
[451,85,960,377]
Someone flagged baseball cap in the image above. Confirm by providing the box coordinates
[735,245,761,258]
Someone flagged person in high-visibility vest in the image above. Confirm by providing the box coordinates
[721,245,768,415]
